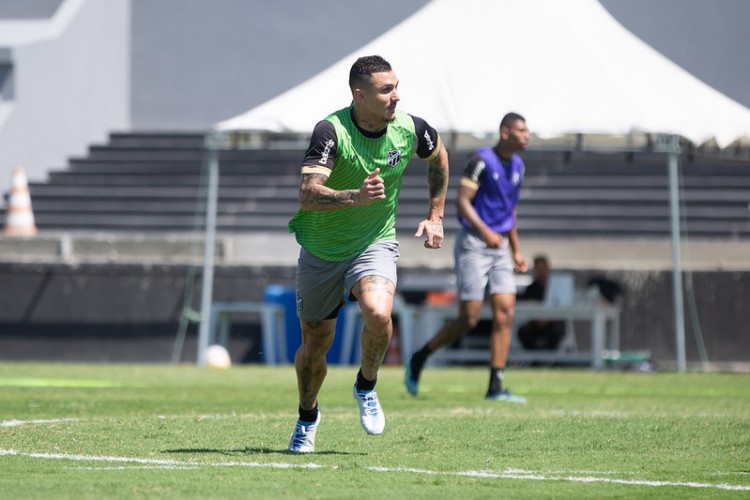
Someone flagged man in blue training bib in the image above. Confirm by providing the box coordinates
[406,112,530,403]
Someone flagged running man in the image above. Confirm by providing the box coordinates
[287,55,450,453]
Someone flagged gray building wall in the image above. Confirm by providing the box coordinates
[130,0,430,130]
[0,0,62,19]
[0,0,129,181]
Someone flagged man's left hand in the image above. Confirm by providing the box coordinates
[415,219,444,249]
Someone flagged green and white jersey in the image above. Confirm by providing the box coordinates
[288,105,441,262]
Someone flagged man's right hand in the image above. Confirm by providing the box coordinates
[359,168,386,205]
[483,230,504,248]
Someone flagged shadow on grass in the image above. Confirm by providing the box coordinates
[164,447,364,456]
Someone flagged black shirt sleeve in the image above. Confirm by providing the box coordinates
[301,120,337,170]
[462,153,486,184]
[411,115,441,159]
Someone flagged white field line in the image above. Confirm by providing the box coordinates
[1,448,748,492]
[69,466,198,470]
[1,418,79,427]
[0,449,326,469]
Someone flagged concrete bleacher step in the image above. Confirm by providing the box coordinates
[65,160,297,176]
[46,172,300,187]
[28,184,300,200]
[86,148,206,161]
[106,132,206,149]
[66,157,299,175]
[33,213,295,232]
[516,217,744,235]
[398,202,747,220]
[395,216,747,237]
[30,198,300,214]
[521,188,748,203]
[521,175,750,189]
[516,204,749,220]
[520,150,750,174]
[67,159,204,173]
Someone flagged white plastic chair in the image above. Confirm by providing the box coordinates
[544,272,575,306]
[544,272,577,351]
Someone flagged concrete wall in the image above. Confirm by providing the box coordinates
[129,0,430,130]
[0,1,62,19]
[0,232,747,367]
[0,260,747,367]
[0,0,129,181]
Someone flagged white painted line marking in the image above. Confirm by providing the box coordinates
[69,466,199,470]
[1,449,748,491]
[1,418,79,427]
[0,449,327,469]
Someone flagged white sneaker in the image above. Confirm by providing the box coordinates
[485,389,527,404]
[288,411,321,453]
[352,384,385,435]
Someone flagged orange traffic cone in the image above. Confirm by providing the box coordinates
[3,167,38,236]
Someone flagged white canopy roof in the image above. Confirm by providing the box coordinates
[215,0,750,148]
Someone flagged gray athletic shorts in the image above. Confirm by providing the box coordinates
[295,240,399,322]
[455,227,516,301]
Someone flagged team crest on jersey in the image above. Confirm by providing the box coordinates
[386,149,401,167]
[512,172,521,186]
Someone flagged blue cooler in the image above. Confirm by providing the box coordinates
[264,284,351,364]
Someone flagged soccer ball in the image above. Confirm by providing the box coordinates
[206,344,232,369]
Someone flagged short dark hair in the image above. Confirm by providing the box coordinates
[500,112,525,130]
[533,254,549,266]
[349,55,392,91]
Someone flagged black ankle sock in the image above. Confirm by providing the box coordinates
[488,367,504,394]
[413,344,433,366]
[356,369,376,391]
[298,404,318,423]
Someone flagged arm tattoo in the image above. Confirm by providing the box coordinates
[299,173,358,210]
[427,163,447,199]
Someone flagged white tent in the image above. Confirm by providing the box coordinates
[215,0,750,147]
[199,0,750,370]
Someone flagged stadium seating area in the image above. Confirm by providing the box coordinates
[3,132,749,239]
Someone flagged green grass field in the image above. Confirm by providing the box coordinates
[1,362,748,499]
